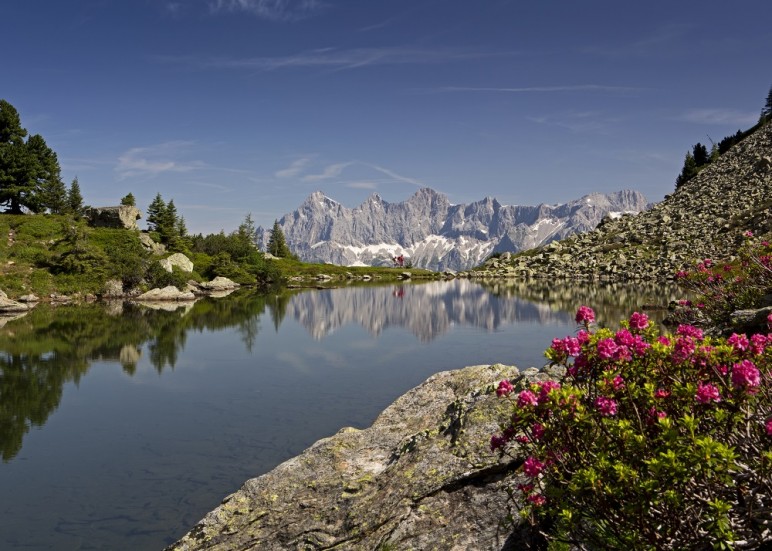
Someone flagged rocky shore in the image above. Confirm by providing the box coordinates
[167,364,564,551]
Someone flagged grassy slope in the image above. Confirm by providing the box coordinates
[0,214,439,298]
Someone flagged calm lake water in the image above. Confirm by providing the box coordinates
[0,279,682,550]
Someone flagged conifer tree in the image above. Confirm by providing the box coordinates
[66,177,85,216]
[120,192,136,207]
[762,84,772,122]
[267,220,291,257]
[146,193,166,233]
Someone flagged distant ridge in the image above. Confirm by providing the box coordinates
[257,188,649,271]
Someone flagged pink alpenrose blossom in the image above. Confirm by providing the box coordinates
[731,359,761,389]
[628,312,649,331]
[523,456,545,477]
[575,306,595,325]
[496,379,514,397]
[595,396,618,416]
[695,383,721,404]
[517,390,539,408]
[766,418,772,436]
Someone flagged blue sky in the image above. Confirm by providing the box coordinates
[4,0,771,234]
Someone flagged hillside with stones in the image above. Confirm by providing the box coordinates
[470,122,772,281]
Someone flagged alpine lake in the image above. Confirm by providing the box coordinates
[0,278,683,550]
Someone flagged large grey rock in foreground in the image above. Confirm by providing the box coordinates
[167,364,534,551]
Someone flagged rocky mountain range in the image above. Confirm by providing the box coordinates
[256,188,649,271]
[471,121,772,281]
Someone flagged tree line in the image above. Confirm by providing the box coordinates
[675,84,772,189]
[0,100,85,215]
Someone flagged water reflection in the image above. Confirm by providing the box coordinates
[286,279,683,341]
[0,280,684,463]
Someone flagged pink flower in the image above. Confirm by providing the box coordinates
[766,418,772,436]
[727,333,750,352]
[523,456,545,477]
[654,388,670,399]
[675,270,688,279]
[632,335,650,356]
[695,383,721,404]
[527,493,547,507]
[744,230,754,237]
[496,379,514,397]
[628,312,649,331]
[612,375,626,391]
[614,345,632,362]
[657,336,671,346]
[536,380,561,402]
[594,396,618,416]
[677,325,703,340]
[576,330,591,345]
[517,483,534,495]
[597,338,618,359]
[575,306,595,325]
[531,423,545,440]
[648,406,667,422]
[731,359,761,389]
[490,434,507,451]
[563,336,581,356]
[672,336,696,362]
[750,334,767,355]
[614,329,635,347]
[517,390,539,408]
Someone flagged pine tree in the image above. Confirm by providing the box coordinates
[120,192,136,207]
[692,143,709,167]
[267,220,291,257]
[0,100,62,213]
[146,193,166,233]
[67,177,84,216]
[762,84,772,122]
[675,151,698,189]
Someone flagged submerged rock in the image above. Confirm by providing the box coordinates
[167,363,534,550]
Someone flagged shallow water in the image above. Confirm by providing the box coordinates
[0,279,681,550]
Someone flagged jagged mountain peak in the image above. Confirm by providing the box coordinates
[257,187,650,271]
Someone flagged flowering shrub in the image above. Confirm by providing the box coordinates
[674,234,772,329]
[492,307,771,549]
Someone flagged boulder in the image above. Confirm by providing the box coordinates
[17,294,39,303]
[86,205,142,230]
[102,279,124,298]
[167,363,534,551]
[0,296,30,313]
[159,253,194,273]
[198,277,240,291]
[135,286,196,301]
[139,233,166,254]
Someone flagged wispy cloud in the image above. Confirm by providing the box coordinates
[366,164,423,187]
[208,0,327,21]
[437,84,638,94]
[275,157,312,178]
[678,108,757,126]
[115,141,207,180]
[157,47,509,73]
[301,161,353,182]
[527,111,620,134]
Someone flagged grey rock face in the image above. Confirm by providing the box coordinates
[167,364,532,551]
[159,253,194,273]
[256,189,649,271]
[469,123,772,282]
[86,205,142,230]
